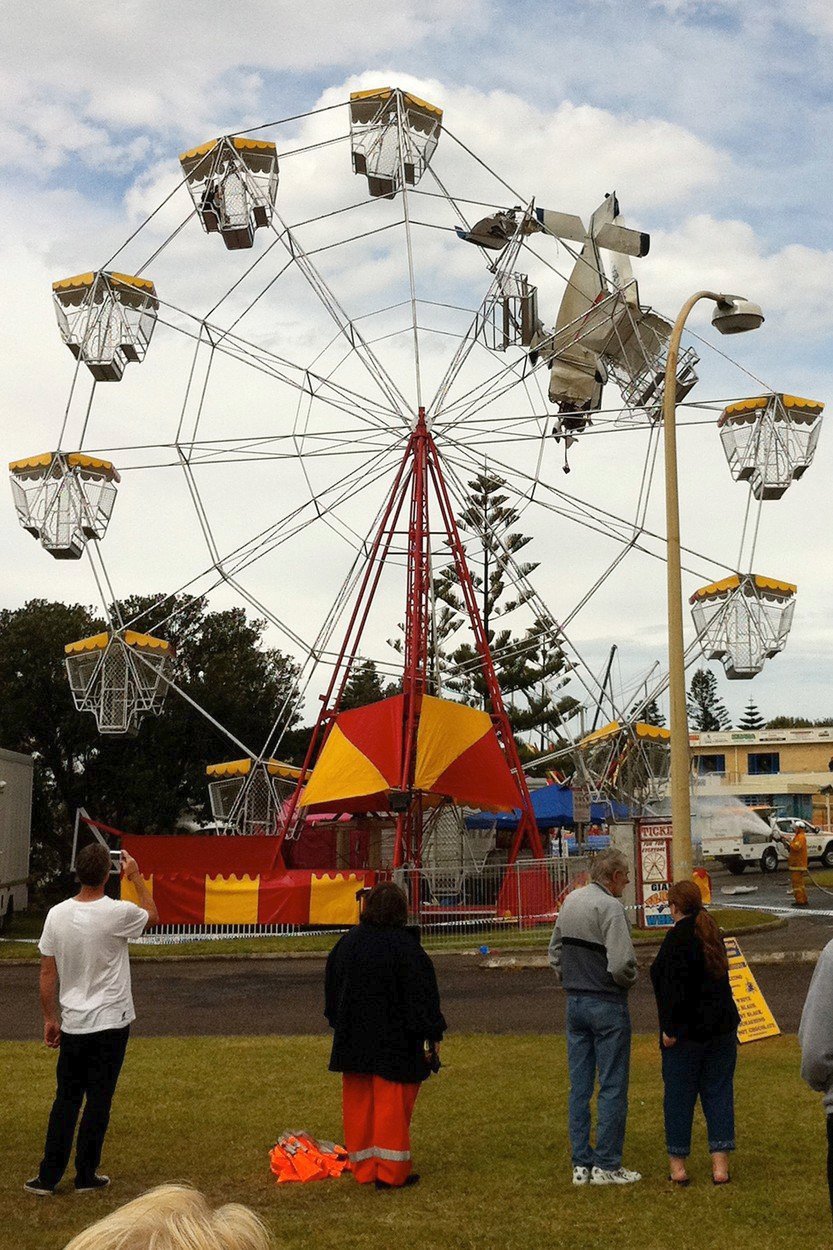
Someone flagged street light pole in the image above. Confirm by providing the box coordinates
[662,290,764,882]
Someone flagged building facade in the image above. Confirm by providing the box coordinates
[690,726,833,827]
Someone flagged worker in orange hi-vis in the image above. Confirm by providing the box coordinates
[324,882,446,1190]
[779,825,809,907]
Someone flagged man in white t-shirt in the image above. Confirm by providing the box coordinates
[25,842,158,1196]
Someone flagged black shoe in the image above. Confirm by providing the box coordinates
[24,1177,55,1196]
[75,1174,110,1192]
[375,1174,421,1190]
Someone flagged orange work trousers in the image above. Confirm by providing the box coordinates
[342,1074,420,1186]
[790,870,808,906]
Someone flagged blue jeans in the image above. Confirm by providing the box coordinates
[566,994,631,1170]
[661,1033,737,1156]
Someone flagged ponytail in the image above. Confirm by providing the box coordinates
[694,908,729,979]
[668,879,728,979]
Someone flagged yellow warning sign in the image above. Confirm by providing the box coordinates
[724,936,780,1044]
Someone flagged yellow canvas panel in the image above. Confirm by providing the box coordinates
[403,92,442,119]
[110,272,156,294]
[179,137,219,163]
[690,574,741,601]
[204,874,259,925]
[231,137,277,155]
[578,721,622,748]
[65,632,110,655]
[752,575,796,596]
[52,273,96,292]
[309,873,363,925]
[206,758,253,779]
[300,724,388,807]
[123,630,173,652]
[414,696,490,790]
[120,875,152,906]
[781,394,823,411]
[9,452,53,473]
[633,722,671,742]
[350,87,394,103]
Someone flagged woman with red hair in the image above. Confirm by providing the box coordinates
[650,880,740,1186]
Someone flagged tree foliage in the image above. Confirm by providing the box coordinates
[627,697,666,728]
[738,699,765,730]
[339,659,398,711]
[686,668,731,732]
[0,597,301,880]
[432,471,580,744]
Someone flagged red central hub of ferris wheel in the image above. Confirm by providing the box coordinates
[277,408,544,867]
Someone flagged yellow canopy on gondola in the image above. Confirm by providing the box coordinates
[579,720,670,749]
[65,630,173,656]
[690,574,796,603]
[206,758,302,781]
[9,452,120,481]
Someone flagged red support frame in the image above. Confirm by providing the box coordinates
[277,409,544,864]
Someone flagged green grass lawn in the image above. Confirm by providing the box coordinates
[0,908,781,962]
[1,1034,827,1250]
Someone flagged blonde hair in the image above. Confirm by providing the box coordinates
[63,1184,272,1250]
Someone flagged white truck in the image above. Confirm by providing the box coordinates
[702,804,833,875]
[0,748,34,929]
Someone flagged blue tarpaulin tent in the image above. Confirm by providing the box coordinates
[465,784,629,831]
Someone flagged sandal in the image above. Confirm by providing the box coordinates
[712,1174,731,1185]
[668,1175,691,1187]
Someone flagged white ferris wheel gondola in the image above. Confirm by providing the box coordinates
[206,757,302,836]
[349,87,442,199]
[9,452,120,559]
[65,630,174,735]
[52,271,158,381]
[690,573,796,680]
[718,393,825,499]
[179,136,279,251]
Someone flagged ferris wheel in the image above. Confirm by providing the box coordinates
[9,82,825,847]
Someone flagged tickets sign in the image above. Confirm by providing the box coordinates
[724,936,780,1044]
[636,820,673,929]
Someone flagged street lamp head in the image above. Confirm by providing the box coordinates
[711,295,765,335]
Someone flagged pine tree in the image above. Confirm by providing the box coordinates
[738,699,765,730]
[340,659,398,711]
[628,697,666,727]
[430,471,579,743]
[686,668,731,732]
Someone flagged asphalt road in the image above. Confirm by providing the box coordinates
[0,949,817,1043]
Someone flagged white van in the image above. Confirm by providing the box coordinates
[0,748,33,928]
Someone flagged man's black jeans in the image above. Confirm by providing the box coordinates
[39,1026,129,1188]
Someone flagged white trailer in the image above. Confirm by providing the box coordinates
[0,748,34,928]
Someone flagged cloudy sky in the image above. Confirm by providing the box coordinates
[2,0,831,745]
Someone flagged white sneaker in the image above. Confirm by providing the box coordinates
[572,1166,591,1185]
[590,1165,642,1185]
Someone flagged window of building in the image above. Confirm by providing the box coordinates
[748,752,780,776]
[696,754,726,775]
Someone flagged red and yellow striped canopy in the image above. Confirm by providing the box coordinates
[300,694,521,813]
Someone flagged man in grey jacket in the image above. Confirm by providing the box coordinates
[799,938,833,1222]
[549,848,640,1186]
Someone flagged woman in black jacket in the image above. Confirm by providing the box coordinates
[324,882,446,1190]
[650,879,740,1186]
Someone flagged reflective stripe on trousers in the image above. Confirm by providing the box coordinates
[342,1074,420,1186]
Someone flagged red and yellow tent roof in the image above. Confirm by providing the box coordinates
[300,694,521,814]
